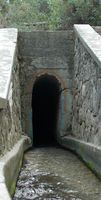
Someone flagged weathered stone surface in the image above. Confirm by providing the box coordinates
[1,25,101,200]
[18,31,74,139]
[74,24,101,66]
[0,29,22,155]
[72,25,101,146]
[0,29,17,108]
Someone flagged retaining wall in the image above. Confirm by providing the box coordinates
[72,25,101,145]
[0,29,22,155]
[61,25,101,177]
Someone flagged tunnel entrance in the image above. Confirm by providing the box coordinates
[32,74,60,147]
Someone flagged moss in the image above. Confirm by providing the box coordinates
[10,157,23,197]
[86,161,95,171]
[86,161,101,180]
[10,181,16,197]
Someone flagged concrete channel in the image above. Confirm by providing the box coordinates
[0,137,101,199]
[13,147,101,200]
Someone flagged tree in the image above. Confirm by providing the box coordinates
[2,0,101,30]
[0,0,8,26]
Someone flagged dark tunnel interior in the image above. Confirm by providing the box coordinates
[32,74,60,147]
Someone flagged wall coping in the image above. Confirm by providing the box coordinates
[0,28,18,108]
[0,136,31,200]
[74,24,101,67]
[59,136,101,178]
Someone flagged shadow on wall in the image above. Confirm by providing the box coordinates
[32,74,61,147]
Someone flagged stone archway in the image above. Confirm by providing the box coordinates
[32,74,61,146]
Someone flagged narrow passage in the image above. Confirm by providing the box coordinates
[13,147,101,200]
[32,75,60,147]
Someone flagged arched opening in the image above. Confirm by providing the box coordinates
[32,74,60,147]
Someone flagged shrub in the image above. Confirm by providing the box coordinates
[61,0,101,29]
[0,0,8,26]
[5,0,101,30]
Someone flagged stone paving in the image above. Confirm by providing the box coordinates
[13,147,101,200]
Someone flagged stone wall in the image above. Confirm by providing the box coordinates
[18,31,74,140]
[72,25,101,146]
[0,29,22,155]
[93,26,101,36]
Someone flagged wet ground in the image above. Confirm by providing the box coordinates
[13,147,101,200]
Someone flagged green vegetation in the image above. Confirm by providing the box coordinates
[0,0,101,30]
[0,0,8,26]
[61,0,101,28]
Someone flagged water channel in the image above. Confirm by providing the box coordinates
[13,147,101,200]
